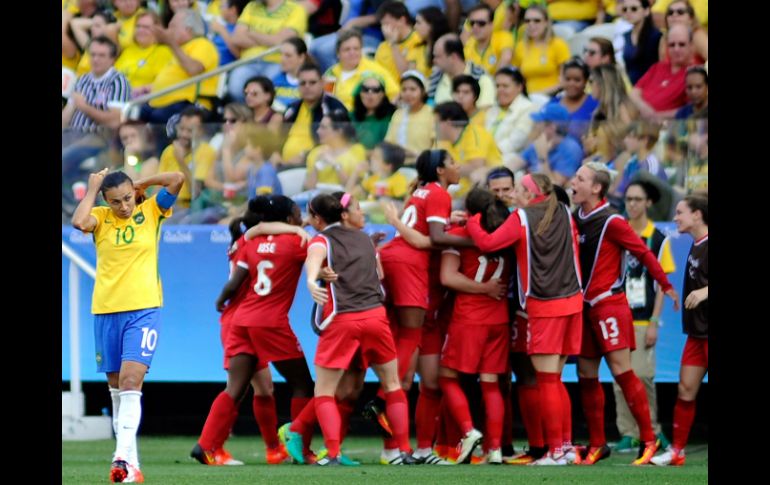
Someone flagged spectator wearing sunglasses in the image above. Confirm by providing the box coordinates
[658,0,707,65]
[650,0,707,30]
[463,4,515,75]
[629,24,696,119]
[280,63,347,167]
[512,5,570,96]
[350,73,397,150]
[618,0,661,85]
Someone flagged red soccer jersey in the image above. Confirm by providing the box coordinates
[220,235,251,326]
[379,182,452,269]
[443,226,510,325]
[231,234,307,327]
[574,202,672,305]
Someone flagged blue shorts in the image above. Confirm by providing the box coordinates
[94,308,161,373]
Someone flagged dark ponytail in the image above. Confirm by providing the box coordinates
[412,149,448,193]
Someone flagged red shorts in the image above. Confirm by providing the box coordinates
[220,322,269,370]
[681,336,708,368]
[315,306,397,369]
[381,260,429,309]
[441,322,510,374]
[580,299,635,359]
[528,311,582,356]
[511,311,529,354]
[225,323,305,363]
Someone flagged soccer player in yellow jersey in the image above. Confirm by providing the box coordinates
[72,168,184,483]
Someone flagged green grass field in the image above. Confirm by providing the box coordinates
[62,436,707,484]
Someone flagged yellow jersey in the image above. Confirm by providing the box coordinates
[238,0,307,63]
[464,31,515,74]
[361,171,409,200]
[89,195,172,314]
[281,101,315,161]
[374,30,429,81]
[115,43,174,88]
[115,8,145,52]
[513,37,571,94]
[158,142,217,204]
[149,37,219,108]
[306,143,367,186]
[439,124,501,197]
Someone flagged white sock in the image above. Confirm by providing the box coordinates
[109,388,121,437]
[381,448,400,461]
[114,390,142,468]
[413,447,432,458]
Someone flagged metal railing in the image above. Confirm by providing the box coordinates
[62,242,96,420]
[121,46,280,121]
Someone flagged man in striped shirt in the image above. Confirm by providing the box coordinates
[62,35,131,216]
[62,35,131,131]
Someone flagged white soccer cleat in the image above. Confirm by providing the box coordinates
[487,448,503,465]
[456,428,483,464]
[529,452,568,466]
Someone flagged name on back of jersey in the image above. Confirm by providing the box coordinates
[258,242,277,254]
[413,188,429,199]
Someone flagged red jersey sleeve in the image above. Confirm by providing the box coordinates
[308,234,328,254]
[425,186,452,225]
[607,218,672,292]
[466,211,523,253]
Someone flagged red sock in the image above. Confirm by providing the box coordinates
[396,327,422,381]
[415,385,442,449]
[673,398,696,450]
[444,396,463,447]
[536,372,563,453]
[291,397,314,454]
[435,398,448,447]
[252,395,279,449]
[385,389,412,453]
[214,403,239,449]
[559,381,572,444]
[438,376,474,434]
[291,397,312,421]
[579,377,606,447]
[337,398,355,444]
[518,384,544,448]
[315,396,341,457]
[500,384,513,450]
[199,391,237,450]
[615,370,654,443]
[289,397,316,434]
[481,382,504,450]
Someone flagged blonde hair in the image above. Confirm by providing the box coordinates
[522,5,554,44]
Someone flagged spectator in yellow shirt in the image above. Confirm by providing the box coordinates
[303,109,368,191]
[324,29,400,110]
[358,141,409,201]
[375,1,429,81]
[464,4,514,74]
[512,5,571,96]
[430,33,496,108]
[385,70,435,161]
[138,9,219,123]
[157,106,217,208]
[108,0,145,51]
[115,11,173,95]
[452,75,486,127]
[435,101,501,197]
[229,0,308,101]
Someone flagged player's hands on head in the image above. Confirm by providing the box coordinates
[87,167,109,192]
